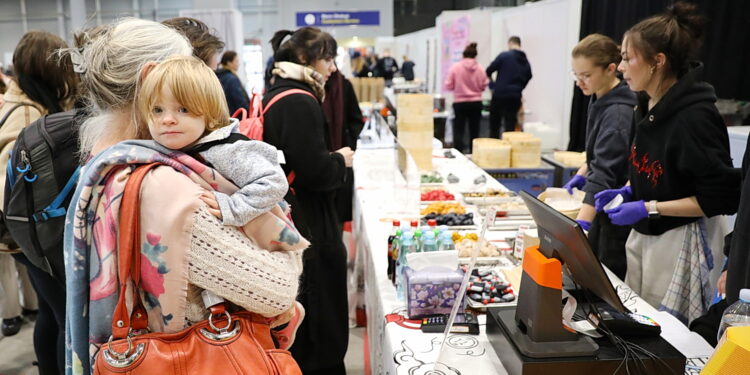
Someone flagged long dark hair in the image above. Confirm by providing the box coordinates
[624,1,706,78]
[13,30,78,113]
[270,27,337,65]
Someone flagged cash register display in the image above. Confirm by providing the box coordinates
[519,191,628,313]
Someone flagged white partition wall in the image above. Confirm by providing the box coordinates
[393,27,438,91]
[435,9,495,97]
[490,0,582,149]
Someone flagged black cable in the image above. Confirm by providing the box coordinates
[573,280,679,375]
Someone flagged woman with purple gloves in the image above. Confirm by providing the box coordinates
[562,34,636,279]
[593,3,740,323]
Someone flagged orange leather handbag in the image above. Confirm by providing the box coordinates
[93,164,301,375]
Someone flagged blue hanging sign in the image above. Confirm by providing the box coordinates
[296,11,380,27]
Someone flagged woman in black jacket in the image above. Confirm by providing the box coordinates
[564,34,636,280]
[595,2,740,324]
[215,50,250,115]
[263,27,354,375]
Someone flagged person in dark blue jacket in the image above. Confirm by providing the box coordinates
[401,55,415,81]
[486,36,532,138]
[215,50,250,115]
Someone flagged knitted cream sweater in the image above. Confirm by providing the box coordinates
[185,205,304,322]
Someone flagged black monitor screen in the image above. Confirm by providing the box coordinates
[519,191,627,313]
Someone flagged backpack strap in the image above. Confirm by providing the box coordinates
[0,103,35,129]
[261,89,316,115]
[31,166,81,222]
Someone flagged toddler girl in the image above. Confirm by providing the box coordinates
[136,55,306,349]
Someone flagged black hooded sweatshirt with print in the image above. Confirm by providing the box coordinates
[629,62,740,235]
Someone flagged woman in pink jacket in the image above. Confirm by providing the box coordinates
[444,42,489,153]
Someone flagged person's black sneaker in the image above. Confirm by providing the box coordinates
[1,316,24,336]
[22,308,38,322]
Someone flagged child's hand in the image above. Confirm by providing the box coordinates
[200,190,223,220]
[270,305,295,329]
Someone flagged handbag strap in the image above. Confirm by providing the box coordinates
[111,163,162,339]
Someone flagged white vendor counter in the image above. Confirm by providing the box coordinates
[351,148,714,375]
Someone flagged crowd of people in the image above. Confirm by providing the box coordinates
[0,16,360,375]
[0,1,748,374]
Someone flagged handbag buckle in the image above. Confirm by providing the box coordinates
[200,311,240,341]
[102,335,145,368]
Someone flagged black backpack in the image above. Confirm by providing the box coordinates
[3,110,81,282]
[0,103,35,247]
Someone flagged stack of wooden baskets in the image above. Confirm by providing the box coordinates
[471,132,542,169]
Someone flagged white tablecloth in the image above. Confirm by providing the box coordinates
[351,148,713,375]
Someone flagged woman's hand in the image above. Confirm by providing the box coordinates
[595,185,632,212]
[563,174,586,194]
[717,270,727,297]
[335,147,354,167]
[200,190,223,220]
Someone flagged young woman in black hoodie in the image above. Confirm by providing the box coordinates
[595,2,740,324]
[263,27,354,375]
[564,34,636,280]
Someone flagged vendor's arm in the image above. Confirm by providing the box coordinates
[651,196,704,217]
[201,140,288,226]
[576,203,596,223]
[582,107,632,207]
[576,163,588,176]
[674,109,741,216]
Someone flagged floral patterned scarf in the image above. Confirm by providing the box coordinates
[64,140,303,374]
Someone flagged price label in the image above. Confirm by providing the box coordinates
[513,224,531,259]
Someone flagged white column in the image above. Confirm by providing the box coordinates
[69,0,86,35]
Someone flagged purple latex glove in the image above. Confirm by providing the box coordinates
[606,200,647,226]
[594,185,633,212]
[576,219,591,231]
[563,174,586,194]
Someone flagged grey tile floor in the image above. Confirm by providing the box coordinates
[0,322,366,375]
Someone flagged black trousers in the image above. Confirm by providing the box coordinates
[452,101,482,153]
[587,212,630,280]
[489,95,522,138]
[13,254,65,375]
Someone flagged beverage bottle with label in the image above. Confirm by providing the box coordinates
[387,220,401,282]
[718,289,750,341]
[396,232,416,301]
[421,231,438,252]
[438,231,456,252]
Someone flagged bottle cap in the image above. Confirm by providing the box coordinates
[428,219,437,226]
[393,220,401,226]
[740,289,750,303]
[410,220,418,227]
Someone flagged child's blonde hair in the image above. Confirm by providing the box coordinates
[137,55,231,138]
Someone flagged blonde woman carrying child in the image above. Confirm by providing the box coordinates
[136,55,307,349]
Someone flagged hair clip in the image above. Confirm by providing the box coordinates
[70,48,87,74]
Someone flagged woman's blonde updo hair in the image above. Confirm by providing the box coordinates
[71,18,192,155]
[74,18,192,111]
[136,55,230,137]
